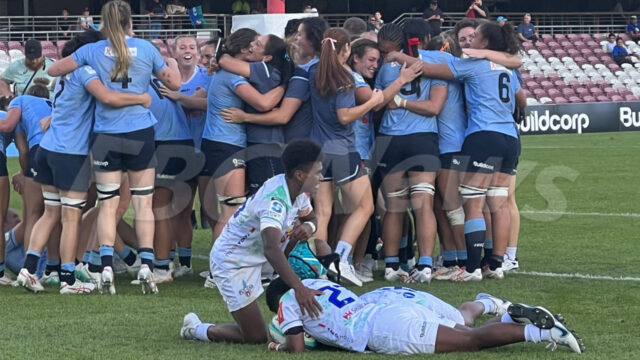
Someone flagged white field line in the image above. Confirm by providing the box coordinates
[189,255,640,281]
[521,210,640,218]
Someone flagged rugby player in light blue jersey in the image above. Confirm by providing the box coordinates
[374,21,447,284]
[48,0,181,295]
[0,86,52,283]
[200,28,284,245]
[387,21,526,282]
[14,30,152,294]
[217,33,294,193]
[308,28,384,287]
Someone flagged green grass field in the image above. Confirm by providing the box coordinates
[1,132,639,359]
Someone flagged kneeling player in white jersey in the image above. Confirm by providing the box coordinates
[259,278,584,354]
[179,140,325,344]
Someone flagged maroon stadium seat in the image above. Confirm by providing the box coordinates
[607,63,620,71]
[596,95,610,102]
[619,33,630,41]
[562,88,576,97]
[554,49,568,58]
[596,80,608,89]
[603,86,615,94]
[8,41,23,51]
[624,94,637,101]
[554,97,568,104]
[587,55,600,63]
[593,48,605,56]
[533,88,547,99]
[526,81,540,90]
[569,96,583,103]
[568,80,581,88]
[541,34,553,41]
[548,73,561,81]
[547,88,561,98]
[540,80,554,90]
[576,88,589,96]
[590,87,604,96]
[611,95,624,102]
[553,79,566,88]
[583,95,596,102]
[56,40,67,50]
[580,48,593,56]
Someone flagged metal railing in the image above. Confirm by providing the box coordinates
[0,14,225,42]
[391,12,635,35]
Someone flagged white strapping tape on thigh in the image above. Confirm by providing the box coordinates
[387,186,410,198]
[42,191,61,206]
[446,206,465,226]
[458,184,487,199]
[61,197,87,210]
[487,186,509,197]
[97,183,121,200]
[130,186,154,197]
[410,182,435,196]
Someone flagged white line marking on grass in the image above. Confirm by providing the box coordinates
[513,271,640,282]
[190,255,640,281]
[523,145,640,149]
[521,210,640,218]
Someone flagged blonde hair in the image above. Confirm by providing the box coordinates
[101,1,132,80]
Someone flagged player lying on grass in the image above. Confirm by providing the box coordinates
[251,278,585,354]
[179,139,325,344]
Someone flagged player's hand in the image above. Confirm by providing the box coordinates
[12,172,24,194]
[159,86,182,101]
[268,342,280,351]
[208,58,220,75]
[39,115,51,132]
[294,285,323,319]
[462,48,487,59]
[386,95,401,110]
[398,61,423,84]
[141,93,152,108]
[220,107,247,123]
[370,88,385,107]
[288,222,313,242]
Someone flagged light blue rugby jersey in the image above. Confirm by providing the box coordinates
[203,69,248,147]
[419,50,466,154]
[375,61,446,136]
[246,61,284,144]
[308,63,357,155]
[180,66,211,149]
[72,37,166,133]
[7,95,51,149]
[447,58,521,138]
[351,71,375,161]
[283,66,312,142]
[150,78,192,141]
[39,66,97,155]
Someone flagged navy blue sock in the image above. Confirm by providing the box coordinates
[442,250,457,267]
[416,256,432,271]
[60,262,75,285]
[118,246,137,266]
[178,247,192,267]
[24,250,42,274]
[169,249,176,262]
[482,237,493,267]
[456,249,468,268]
[99,245,114,269]
[0,262,5,277]
[464,218,486,273]
[88,251,102,273]
[385,256,400,271]
[139,248,154,270]
[489,254,503,271]
[154,258,170,271]
[45,258,60,275]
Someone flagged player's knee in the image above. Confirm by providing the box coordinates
[243,329,268,344]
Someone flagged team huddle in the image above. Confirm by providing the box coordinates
[0,0,584,355]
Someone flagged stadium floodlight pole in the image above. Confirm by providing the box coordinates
[267,0,285,13]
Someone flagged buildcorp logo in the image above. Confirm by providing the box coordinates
[519,110,590,134]
[619,107,640,128]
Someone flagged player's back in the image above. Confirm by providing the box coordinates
[277,279,379,352]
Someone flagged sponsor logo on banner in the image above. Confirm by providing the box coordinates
[619,107,640,128]
[520,110,590,134]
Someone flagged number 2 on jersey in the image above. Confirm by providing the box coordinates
[318,284,355,308]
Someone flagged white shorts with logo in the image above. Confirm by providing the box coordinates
[367,302,457,355]
[210,260,264,312]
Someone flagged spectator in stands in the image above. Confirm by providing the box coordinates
[466,0,488,19]
[344,17,368,40]
[147,0,168,39]
[0,39,55,98]
[251,0,266,14]
[605,33,617,53]
[373,11,384,29]
[232,0,251,15]
[59,8,73,39]
[166,0,187,15]
[303,5,313,13]
[627,15,640,42]
[200,39,219,75]
[423,0,444,36]
[77,8,94,31]
[497,16,508,27]
[517,13,539,43]
[612,37,634,65]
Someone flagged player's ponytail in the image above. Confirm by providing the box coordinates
[264,35,294,86]
[478,22,522,55]
[101,0,132,81]
[315,28,354,98]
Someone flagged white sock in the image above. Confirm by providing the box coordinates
[506,247,517,260]
[476,299,496,315]
[335,241,352,263]
[524,324,542,343]
[501,313,517,324]
[195,323,214,342]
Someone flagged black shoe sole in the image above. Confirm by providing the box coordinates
[507,303,556,329]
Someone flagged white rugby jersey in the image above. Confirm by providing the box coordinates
[277,279,379,352]
[211,174,311,270]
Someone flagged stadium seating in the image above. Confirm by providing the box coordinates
[522,33,640,105]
